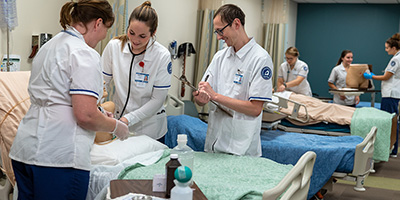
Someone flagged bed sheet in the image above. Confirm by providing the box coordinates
[118,149,293,200]
[260,129,363,199]
[165,115,364,199]
[87,150,166,200]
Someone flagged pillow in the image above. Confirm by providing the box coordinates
[90,135,168,166]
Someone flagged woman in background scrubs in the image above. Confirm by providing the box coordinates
[277,47,312,96]
[102,1,171,141]
[328,50,360,106]
[9,1,128,199]
[364,33,400,157]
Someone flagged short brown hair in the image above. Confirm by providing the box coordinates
[214,4,245,26]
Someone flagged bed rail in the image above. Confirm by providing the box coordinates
[327,126,377,192]
[268,94,310,123]
[351,126,377,191]
[263,151,317,200]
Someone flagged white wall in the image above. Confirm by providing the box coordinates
[226,0,264,45]
[127,0,199,100]
[0,0,66,71]
[0,0,267,100]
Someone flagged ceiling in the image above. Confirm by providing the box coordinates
[292,0,400,3]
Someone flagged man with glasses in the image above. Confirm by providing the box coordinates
[193,4,273,157]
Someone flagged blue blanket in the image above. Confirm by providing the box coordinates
[166,115,364,199]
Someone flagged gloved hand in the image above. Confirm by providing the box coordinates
[104,110,114,118]
[98,106,114,118]
[363,72,375,79]
[111,120,129,141]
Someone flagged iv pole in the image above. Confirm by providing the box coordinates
[6,23,12,72]
[3,0,14,72]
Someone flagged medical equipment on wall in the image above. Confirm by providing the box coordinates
[29,33,53,59]
[1,54,20,71]
[177,42,196,97]
[169,40,178,60]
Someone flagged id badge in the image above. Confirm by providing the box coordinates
[135,72,149,88]
[233,73,243,84]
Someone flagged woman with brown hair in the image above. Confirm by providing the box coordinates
[9,1,128,199]
[102,1,172,141]
[328,50,360,106]
[364,33,400,157]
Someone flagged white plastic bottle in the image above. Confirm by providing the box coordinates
[170,166,193,200]
[171,134,194,173]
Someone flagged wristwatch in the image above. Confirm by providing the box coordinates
[283,82,287,88]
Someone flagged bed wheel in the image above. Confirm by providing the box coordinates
[354,176,366,192]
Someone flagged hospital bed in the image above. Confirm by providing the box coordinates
[0,71,31,200]
[104,149,316,200]
[0,71,318,200]
[264,91,397,162]
[164,114,377,199]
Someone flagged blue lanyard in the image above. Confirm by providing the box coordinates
[62,30,79,38]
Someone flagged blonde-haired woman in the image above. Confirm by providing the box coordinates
[277,47,312,96]
[9,1,127,199]
[102,1,172,141]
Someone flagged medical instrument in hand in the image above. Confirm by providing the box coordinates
[173,75,233,117]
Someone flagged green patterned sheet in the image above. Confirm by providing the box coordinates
[351,107,395,162]
[118,150,293,200]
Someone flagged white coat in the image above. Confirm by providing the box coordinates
[102,38,171,139]
[9,27,103,171]
[278,59,312,96]
[381,51,400,98]
[203,38,273,157]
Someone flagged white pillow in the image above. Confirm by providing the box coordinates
[90,135,168,166]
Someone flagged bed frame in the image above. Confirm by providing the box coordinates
[263,151,317,200]
[324,126,377,192]
[264,93,397,146]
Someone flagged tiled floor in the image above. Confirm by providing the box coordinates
[323,152,400,200]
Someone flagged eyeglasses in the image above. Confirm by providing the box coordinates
[214,22,232,36]
[285,57,295,61]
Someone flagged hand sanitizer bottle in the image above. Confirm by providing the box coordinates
[171,134,194,174]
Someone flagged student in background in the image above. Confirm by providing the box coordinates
[364,33,400,157]
[102,1,172,141]
[277,47,312,96]
[328,50,360,107]
[193,4,273,156]
[9,1,128,199]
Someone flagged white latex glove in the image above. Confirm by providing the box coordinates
[111,120,129,141]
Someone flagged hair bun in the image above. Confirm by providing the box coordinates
[143,1,152,7]
[392,33,400,41]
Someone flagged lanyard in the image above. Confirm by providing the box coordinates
[62,30,79,38]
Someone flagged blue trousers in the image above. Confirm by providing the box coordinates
[381,97,399,155]
[12,160,90,200]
